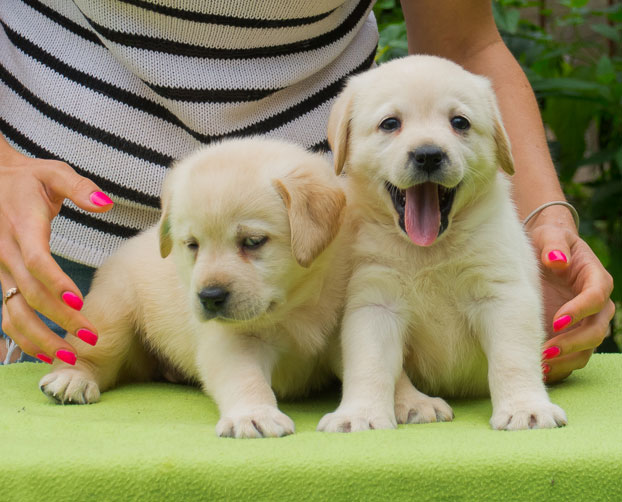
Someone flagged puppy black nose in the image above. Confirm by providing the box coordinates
[410,145,446,174]
[198,286,229,313]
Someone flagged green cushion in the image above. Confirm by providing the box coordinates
[1,354,621,501]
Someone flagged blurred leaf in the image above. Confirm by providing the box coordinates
[542,97,596,180]
[605,4,622,22]
[376,22,408,62]
[584,235,611,268]
[596,55,617,85]
[531,77,611,101]
[493,4,522,34]
[559,0,590,8]
[590,23,621,43]
[578,146,622,167]
[374,0,396,10]
[588,181,622,218]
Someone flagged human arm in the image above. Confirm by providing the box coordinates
[399,0,615,382]
[0,133,113,362]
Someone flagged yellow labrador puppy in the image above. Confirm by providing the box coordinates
[318,55,567,432]
[40,138,349,438]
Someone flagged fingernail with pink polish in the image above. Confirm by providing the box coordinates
[542,346,561,360]
[56,350,76,365]
[90,191,114,207]
[553,314,572,332]
[542,363,551,375]
[62,291,83,311]
[76,329,98,346]
[36,353,53,364]
[548,250,568,263]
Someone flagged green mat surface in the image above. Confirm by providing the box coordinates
[1,355,621,501]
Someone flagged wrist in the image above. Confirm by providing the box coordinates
[523,202,579,235]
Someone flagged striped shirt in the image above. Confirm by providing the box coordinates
[0,0,378,267]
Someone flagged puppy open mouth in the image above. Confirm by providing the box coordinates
[386,181,457,246]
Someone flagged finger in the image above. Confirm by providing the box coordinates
[543,349,592,384]
[1,304,42,359]
[38,160,114,213]
[544,302,614,356]
[4,290,78,364]
[8,215,85,305]
[537,225,571,272]
[0,252,98,347]
[551,280,615,333]
[0,224,84,314]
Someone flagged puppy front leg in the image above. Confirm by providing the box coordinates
[318,281,407,433]
[195,329,294,439]
[39,293,148,404]
[477,300,567,430]
[394,371,453,424]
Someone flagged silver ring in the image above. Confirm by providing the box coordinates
[3,287,19,305]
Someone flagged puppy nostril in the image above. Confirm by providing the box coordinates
[198,286,229,312]
[410,145,446,174]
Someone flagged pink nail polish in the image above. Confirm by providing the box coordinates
[542,346,561,360]
[36,353,53,364]
[553,315,572,332]
[76,329,98,346]
[90,191,114,206]
[542,363,551,375]
[62,291,83,311]
[56,350,76,365]
[548,250,567,263]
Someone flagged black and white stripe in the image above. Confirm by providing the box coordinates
[0,0,378,267]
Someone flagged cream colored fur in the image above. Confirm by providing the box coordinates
[317,55,567,432]
[40,138,350,438]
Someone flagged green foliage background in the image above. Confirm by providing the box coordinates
[373,0,621,351]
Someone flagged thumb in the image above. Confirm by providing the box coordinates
[537,226,571,272]
[42,160,114,213]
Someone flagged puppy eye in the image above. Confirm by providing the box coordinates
[450,116,470,131]
[242,236,268,250]
[379,117,401,132]
[185,239,198,251]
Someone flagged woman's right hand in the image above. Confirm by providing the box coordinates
[0,135,113,364]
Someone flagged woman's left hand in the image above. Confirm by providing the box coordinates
[528,210,615,383]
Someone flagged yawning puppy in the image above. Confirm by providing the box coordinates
[40,138,349,438]
[318,55,567,432]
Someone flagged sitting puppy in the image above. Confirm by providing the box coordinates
[318,55,567,432]
[40,138,350,438]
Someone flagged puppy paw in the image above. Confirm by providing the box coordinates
[39,369,100,405]
[395,394,454,424]
[216,405,295,438]
[317,407,397,433]
[491,401,567,430]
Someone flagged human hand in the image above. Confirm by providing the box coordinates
[0,136,113,364]
[527,206,615,383]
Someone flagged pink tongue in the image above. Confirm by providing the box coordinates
[404,182,440,246]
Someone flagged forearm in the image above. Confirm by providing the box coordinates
[400,0,577,232]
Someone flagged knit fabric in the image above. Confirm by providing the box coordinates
[1,354,621,501]
[0,0,378,267]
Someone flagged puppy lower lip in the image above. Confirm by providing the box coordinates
[385,181,457,238]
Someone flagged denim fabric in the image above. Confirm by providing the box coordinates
[1,255,96,364]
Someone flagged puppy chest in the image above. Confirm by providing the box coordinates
[400,272,492,393]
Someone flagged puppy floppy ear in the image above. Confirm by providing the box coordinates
[478,74,515,176]
[158,171,175,258]
[327,81,356,175]
[494,117,515,176]
[273,167,346,268]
